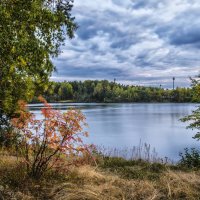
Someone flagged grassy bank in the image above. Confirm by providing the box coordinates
[0,152,200,200]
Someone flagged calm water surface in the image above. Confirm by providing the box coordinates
[29,103,200,161]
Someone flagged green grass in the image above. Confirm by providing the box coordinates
[100,157,166,180]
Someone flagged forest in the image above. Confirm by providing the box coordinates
[34,80,199,103]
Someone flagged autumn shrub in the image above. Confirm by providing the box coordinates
[11,97,89,179]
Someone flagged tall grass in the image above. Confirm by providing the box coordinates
[96,140,173,164]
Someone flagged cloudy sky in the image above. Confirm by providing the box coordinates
[52,0,200,88]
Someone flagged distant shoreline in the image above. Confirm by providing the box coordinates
[29,100,199,104]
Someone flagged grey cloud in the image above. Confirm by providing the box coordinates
[110,36,139,50]
[52,0,200,88]
[170,27,200,47]
[53,64,128,79]
[132,0,165,9]
[77,19,97,40]
[156,9,200,47]
[77,13,127,40]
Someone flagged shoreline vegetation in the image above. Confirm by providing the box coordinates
[31,80,199,104]
[1,147,200,199]
[29,100,200,104]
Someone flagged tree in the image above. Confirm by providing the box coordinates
[94,82,104,101]
[58,82,73,100]
[0,0,77,117]
[181,106,200,140]
[181,75,200,140]
[190,76,200,102]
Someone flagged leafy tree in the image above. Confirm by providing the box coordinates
[181,75,200,139]
[94,82,104,101]
[181,106,200,140]
[190,75,200,102]
[58,82,73,100]
[0,0,77,116]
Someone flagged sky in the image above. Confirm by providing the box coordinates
[52,0,200,88]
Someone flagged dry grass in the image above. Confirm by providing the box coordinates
[159,170,200,199]
[50,165,157,200]
[48,166,200,200]
[1,155,200,199]
[0,155,17,166]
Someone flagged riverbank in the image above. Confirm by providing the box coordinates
[0,153,200,199]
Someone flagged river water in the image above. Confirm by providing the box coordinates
[29,103,200,161]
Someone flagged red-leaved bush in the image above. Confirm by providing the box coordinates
[11,96,89,178]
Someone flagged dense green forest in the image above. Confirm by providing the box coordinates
[32,80,199,103]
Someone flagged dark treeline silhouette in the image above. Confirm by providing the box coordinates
[32,80,197,103]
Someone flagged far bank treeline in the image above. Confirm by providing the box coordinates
[32,80,199,103]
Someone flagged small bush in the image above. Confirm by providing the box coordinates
[179,148,200,169]
[11,97,89,179]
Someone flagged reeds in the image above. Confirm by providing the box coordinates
[96,140,173,164]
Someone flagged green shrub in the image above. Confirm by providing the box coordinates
[0,113,21,149]
[179,148,200,169]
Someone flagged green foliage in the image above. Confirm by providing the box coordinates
[179,148,200,169]
[101,157,139,168]
[42,80,193,103]
[179,76,200,167]
[190,75,200,102]
[0,112,21,148]
[100,157,166,180]
[181,106,200,140]
[0,0,77,116]
[58,82,73,100]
